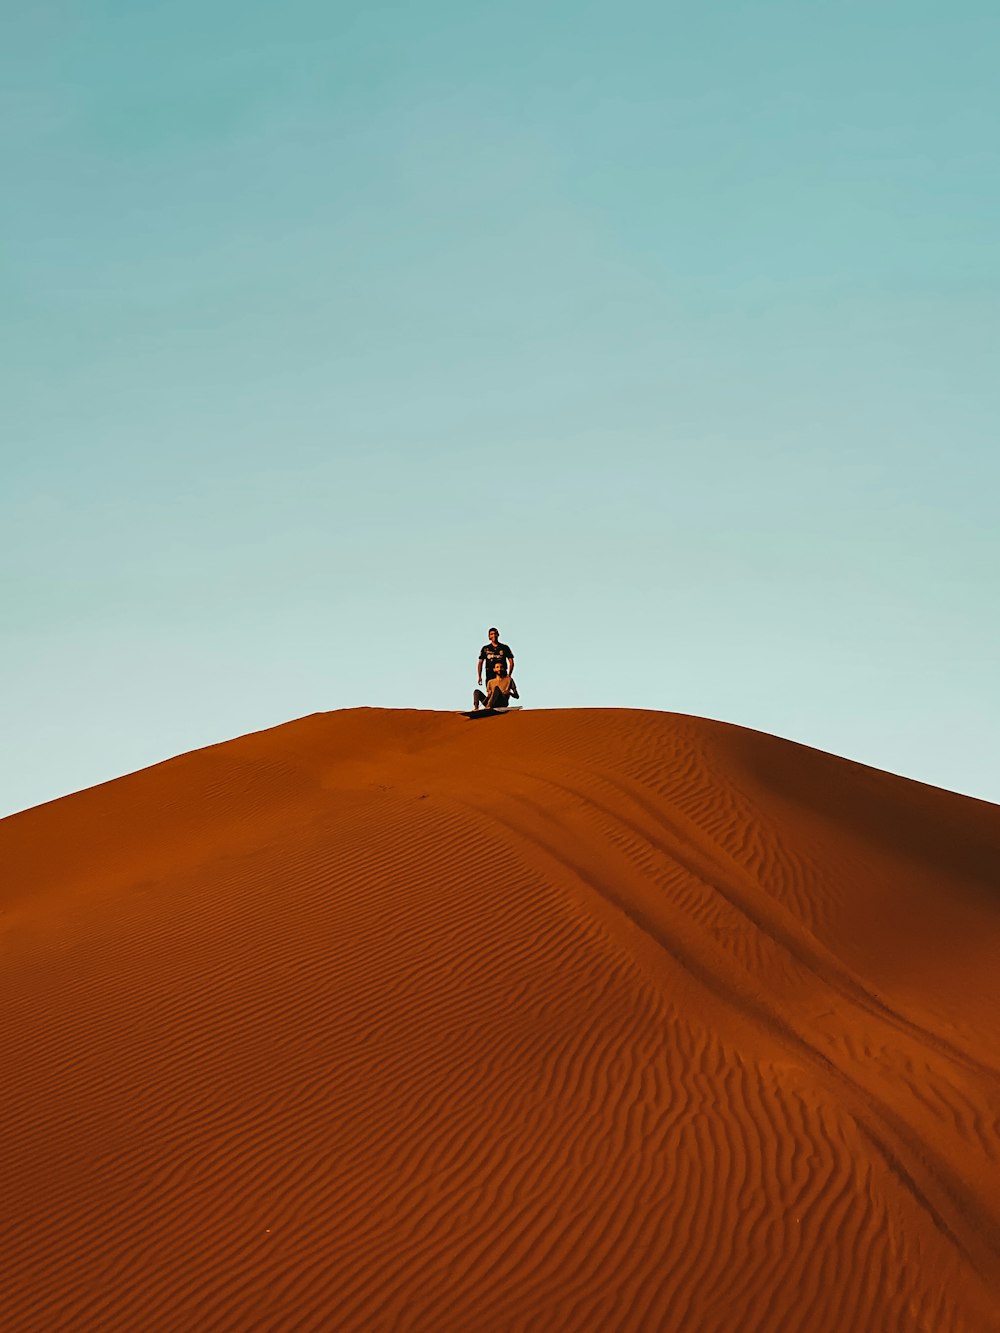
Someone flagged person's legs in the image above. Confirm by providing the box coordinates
[486,676,511,708]
[473,688,488,710]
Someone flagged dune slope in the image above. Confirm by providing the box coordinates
[2,708,999,1331]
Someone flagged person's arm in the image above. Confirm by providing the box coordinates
[477,649,485,684]
[506,648,515,677]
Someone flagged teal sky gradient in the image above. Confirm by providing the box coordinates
[4,1,998,814]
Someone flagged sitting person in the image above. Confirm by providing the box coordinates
[473,662,520,711]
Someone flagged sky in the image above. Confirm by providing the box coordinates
[3,0,998,816]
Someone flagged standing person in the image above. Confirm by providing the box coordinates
[477,628,514,689]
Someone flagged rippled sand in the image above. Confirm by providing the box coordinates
[3,708,999,1331]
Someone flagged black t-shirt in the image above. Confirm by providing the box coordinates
[479,641,513,679]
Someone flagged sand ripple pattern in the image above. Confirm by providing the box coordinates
[2,707,999,1331]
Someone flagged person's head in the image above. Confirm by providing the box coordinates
[488,627,499,644]
[493,662,505,676]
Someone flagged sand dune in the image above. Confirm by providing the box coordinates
[3,708,999,1332]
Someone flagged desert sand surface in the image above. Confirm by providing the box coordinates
[3,707,999,1332]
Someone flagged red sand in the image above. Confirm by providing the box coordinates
[2,708,999,1331]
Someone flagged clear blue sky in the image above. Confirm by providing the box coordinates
[3,0,998,815]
